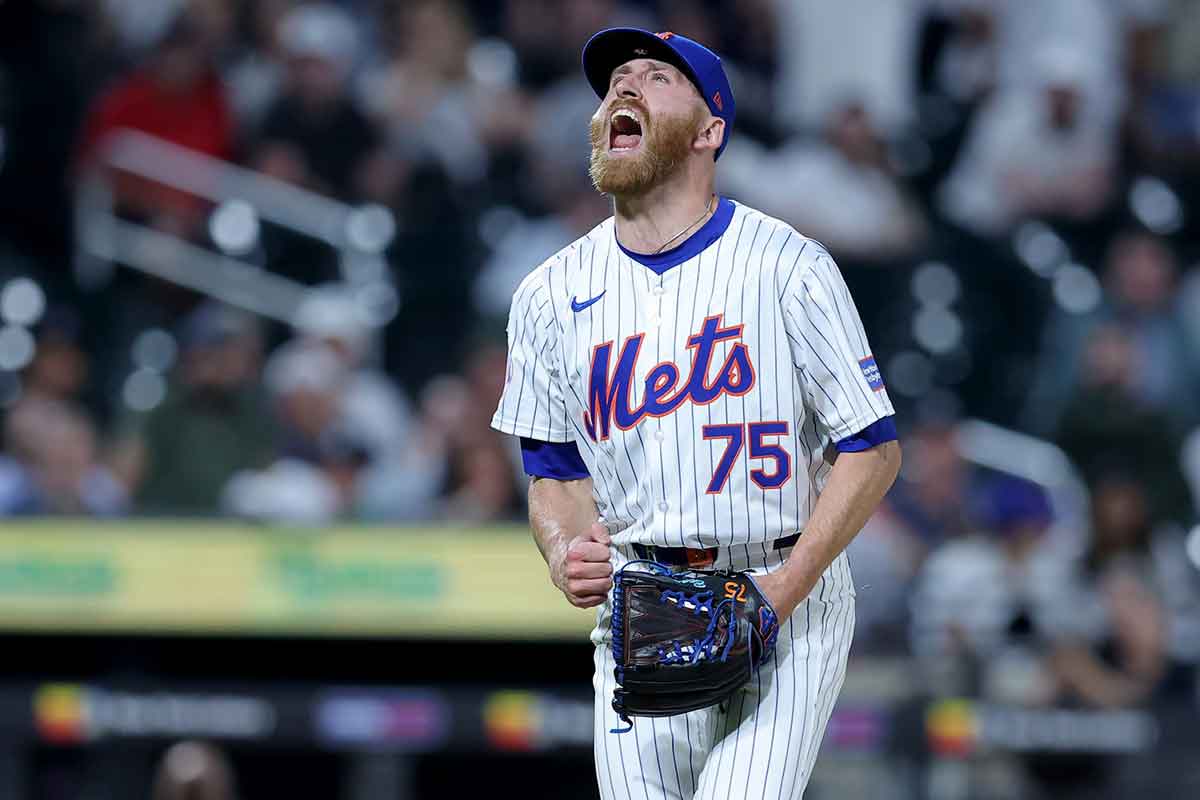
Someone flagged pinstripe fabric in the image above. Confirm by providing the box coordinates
[498,201,877,798]
[491,203,894,550]
[592,548,855,799]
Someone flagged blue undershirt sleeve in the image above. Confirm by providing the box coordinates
[834,415,898,453]
[520,438,590,479]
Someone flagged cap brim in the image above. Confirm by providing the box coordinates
[582,28,703,101]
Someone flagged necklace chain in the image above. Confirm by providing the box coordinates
[653,194,716,254]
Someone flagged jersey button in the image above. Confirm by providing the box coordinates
[653,286,666,296]
[657,501,669,512]
[654,429,664,441]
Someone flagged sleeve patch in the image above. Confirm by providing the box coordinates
[859,355,885,392]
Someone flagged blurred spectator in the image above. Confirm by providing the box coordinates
[442,442,523,522]
[386,343,522,524]
[926,0,1000,107]
[77,8,234,234]
[152,740,237,800]
[723,102,927,261]
[223,341,349,523]
[472,176,609,321]
[223,0,295,129]
[442,342,524,522]
[1052,323,1195,524]
[21,309,90,408]
[994,1,1128,108]
[116,303,274,514]
[357,0,494,186]
[240,338,446,523]
[252,3,389,201]
[843,413,987,650]
[1025,232,1200,442]
[500,0,633,91]
[292,287,416,459]
[938,44,1118,236]
[876,414,979,555]
[909,477,1059,702]
[1040,472,1169,708]
[774,0,923,134]
[263,341,344,463]
[845,509,927,650]
[0,397,127,516]
[461,341,511,441]
[499,0,569,89]
[357,374,462,521]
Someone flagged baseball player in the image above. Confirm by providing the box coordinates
[492,28,902,799]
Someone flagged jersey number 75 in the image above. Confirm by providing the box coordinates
[702,422,792,493]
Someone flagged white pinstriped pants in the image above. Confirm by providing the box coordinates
[591,546,856,800]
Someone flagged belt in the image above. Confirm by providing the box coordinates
[631,532,801,570]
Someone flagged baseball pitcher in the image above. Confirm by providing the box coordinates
[492,27,902,799]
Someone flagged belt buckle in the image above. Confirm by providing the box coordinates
[684,548,715,570]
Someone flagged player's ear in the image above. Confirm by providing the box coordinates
[694,115,724,156]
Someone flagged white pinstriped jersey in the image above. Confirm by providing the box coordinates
[492,199,893,548]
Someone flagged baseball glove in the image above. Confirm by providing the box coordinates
[608,560,780,731]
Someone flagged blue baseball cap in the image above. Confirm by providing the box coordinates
[582,28,735,160]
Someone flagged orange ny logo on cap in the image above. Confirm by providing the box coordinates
[656,31,675,40]
[712,91,724,111]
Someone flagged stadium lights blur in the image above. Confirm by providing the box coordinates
[209,200,261,257]
[1014,221,1069,277]
[468,38,519,90]
[911,262,960,308]
[1130,176,1183,236]
[1051,264,1102,315]
[0,277,46,327]
[913,307,963,355]
[887,350,934,398]
[132,328,178,373]
[0,325,35,372]
[1186,525,1200,571]
[122,367,166,412]
[344,204,396,255]
[354,281,401,327]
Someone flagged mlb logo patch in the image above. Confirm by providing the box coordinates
[859,355,884,392]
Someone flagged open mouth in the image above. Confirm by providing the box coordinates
[609,108,644,152]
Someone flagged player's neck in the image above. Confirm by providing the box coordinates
[611,172,717,255]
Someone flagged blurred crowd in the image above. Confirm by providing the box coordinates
[1,0,1200,745]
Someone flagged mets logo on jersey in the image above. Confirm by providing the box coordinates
[583,315,755,442]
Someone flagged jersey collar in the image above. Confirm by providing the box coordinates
[616,196,736,275]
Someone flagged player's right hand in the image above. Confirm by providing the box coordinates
[554,522,613,608]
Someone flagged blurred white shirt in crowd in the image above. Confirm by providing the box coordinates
[222,459,341,524]
[722,137,922,258]
[937,78,1118,235]
[910,535,1060,660]
[473,213,575,319]
[774,0,923,134]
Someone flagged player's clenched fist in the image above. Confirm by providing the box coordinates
[552,522,613,608]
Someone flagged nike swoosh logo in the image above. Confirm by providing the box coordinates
[570,292,606,312]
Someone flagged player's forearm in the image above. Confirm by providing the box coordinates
[776,440,901,608]
[528,476,599,566]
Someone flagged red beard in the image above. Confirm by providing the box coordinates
[589,102,706,196]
